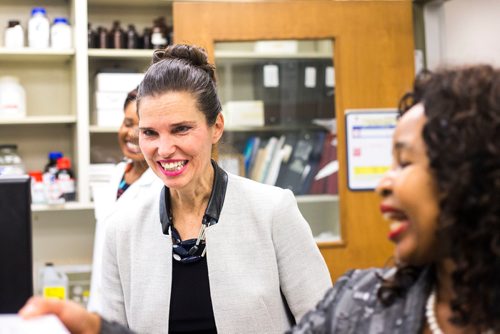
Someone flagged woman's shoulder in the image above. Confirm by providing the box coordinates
[333,267,386,295]
[290,268,389,334]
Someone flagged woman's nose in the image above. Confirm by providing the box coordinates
[128,127,139,144]
[157,138,176,157]
[375,171,394,198]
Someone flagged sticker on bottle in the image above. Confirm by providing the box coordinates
[43,286,66,300]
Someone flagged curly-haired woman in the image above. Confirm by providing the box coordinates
[290,65,500,333]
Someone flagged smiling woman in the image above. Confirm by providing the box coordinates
[87,87,155,314]
[97,44,332,334]
[290,65,500,334]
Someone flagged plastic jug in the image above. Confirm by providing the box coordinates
[40,263,68,300]
[0,76,26,118]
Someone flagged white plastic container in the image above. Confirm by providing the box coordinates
[51,17,72,49]
[39,263,68,300]
[28,7,50,49]
[0,76,26,118]
[4,20,24,48]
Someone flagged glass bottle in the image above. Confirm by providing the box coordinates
[126,24,139,49]
[28,170,46,204]
[110,20,125,49]
[56,157,76,201]
[43,151,64,204]
[0,144,25,176]
[151,18,167,49]
[142,27,152,49]
[97,26,109,49]
[88,23,98,48]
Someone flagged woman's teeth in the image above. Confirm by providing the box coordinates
[160,161,186,171]
[382,211,408,222]
[126,142,140,153]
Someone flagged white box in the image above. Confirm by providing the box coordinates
[223,100,265,127]
[96,108,123,127]
[95,72,144,92]
[95,91,128,110]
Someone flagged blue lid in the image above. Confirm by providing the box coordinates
[31,7,47,16]
[53,17,69,25]
[48,151,63,160]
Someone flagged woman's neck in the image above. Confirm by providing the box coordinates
[435,260,455,304]
[169,164,214,239]
[171,165,214,215]
[124,160,148,184]
[431,260,477,334]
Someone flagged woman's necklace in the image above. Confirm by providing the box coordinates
[425,289,444,334]
[426,289,494,334]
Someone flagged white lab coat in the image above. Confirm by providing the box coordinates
[87,162,161,312]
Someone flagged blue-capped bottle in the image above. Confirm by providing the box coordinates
[51,17,72,49]
[28,7,50,49]
[43,151,64,204]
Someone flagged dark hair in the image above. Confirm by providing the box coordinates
[379,65,500,331]
[123,87,138,110]
[137,44,222,125]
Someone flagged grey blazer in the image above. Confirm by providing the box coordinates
[101,172,332,334]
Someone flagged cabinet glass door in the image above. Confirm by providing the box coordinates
[215,39,339,242]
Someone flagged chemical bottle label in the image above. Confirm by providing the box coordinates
[43,286,66,300]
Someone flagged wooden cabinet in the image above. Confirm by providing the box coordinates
[0,0,415,282]
[173,0,415,280]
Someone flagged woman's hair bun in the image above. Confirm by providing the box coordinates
[152,44,216,81]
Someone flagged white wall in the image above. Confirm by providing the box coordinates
[425,0,500,69]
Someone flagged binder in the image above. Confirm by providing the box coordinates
[279,60,300,125]
[299,131,326,194]
[317,60,336,119]
[254,62,281,125]
[298,60,322,123]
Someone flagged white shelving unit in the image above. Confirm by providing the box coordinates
[0,0,172,284]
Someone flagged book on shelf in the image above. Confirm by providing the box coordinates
[309,133,338,195]
[242,130,335,195]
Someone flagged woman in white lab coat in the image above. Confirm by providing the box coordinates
[87,88,160,312]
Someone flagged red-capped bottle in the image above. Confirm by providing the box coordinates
[56,157,76,201]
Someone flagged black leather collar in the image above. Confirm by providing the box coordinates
[160,159,228,235]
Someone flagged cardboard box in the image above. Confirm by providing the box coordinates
[223,100,265,127]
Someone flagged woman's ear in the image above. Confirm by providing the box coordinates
[212,113,225,144]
